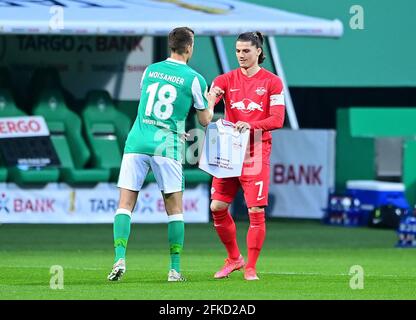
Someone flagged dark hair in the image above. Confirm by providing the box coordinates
[168,27,194,55]
[237,31,266,64]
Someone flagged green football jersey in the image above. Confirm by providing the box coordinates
[124,58,209,162]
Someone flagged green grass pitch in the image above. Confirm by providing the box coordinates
[0,220,415,300]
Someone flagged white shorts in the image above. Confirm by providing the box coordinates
[117,153,184,194]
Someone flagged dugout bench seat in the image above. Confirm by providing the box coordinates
[32,89,110,184]
[82,90,132,182]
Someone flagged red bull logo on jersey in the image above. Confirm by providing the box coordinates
[230,98,263,114]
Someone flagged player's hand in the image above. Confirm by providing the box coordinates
[235,121,251,133]
[208,86,224,100]
[180,132,190,142]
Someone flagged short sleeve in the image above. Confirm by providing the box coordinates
[211,74,228,105]
[269,76,285,107]
[211,74,228,92]
[192,74,209,110]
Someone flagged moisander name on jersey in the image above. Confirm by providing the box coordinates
[148,71,185,85]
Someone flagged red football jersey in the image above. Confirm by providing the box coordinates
[212,67,284,160]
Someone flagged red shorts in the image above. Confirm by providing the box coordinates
[211,161,270,208]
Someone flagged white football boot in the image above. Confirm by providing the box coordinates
[167,269,186,282]
[107,258,126,281]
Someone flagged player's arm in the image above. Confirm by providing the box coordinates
[249,77,285,131]
[196,87,223,126]
[194,75,225,127]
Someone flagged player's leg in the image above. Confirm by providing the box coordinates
[210,199,241,261]
[108,154,150,281]
[163,191,186,282]
[211,178,245,278]
[151,155,186,281]
[113,189,138,262]
[245,206,265,280]
[240,162,270,280]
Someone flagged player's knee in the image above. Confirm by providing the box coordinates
[249,206,265,213]
[165,206,182,215]
[118,198,137,212]
[210,201,229,212]
[118,189,138,211]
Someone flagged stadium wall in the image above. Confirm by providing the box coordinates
[190,0,416,87]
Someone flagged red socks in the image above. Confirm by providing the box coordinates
[212,208,241,260]
[212,208,266,269]
[246,210,266,269]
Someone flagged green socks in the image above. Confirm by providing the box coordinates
[168,214,185,273]
[113,209,131,262]
[113,210,184,273]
